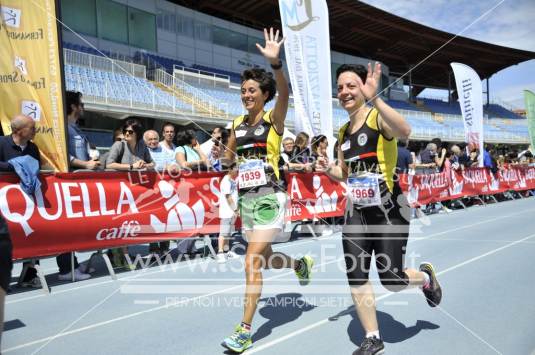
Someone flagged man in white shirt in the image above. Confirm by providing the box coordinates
[217,163,239,263]
[201,126,224,156]
[201,126,228,170]
[160,122,177,159]
[144,130,177,172]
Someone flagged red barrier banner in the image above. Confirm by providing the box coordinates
[402,166,535,206]
[1,168,533,260]
[285,172,347,220]
[0,171,224,259]
[405,171,450,206]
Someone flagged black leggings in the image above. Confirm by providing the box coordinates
[342,192,411,292]
[0,236,12,292]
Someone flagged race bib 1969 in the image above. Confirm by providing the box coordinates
[347,173,382,206]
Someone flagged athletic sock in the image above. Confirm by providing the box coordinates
[421,271,431,289]
[366,330,380,339]
[240,322,252,333]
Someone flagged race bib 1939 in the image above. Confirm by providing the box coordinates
[238,160,267,189]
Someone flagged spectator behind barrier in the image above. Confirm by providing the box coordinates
[106,119,154,171]
[143,130,178,172]
[450,144,464,171]
[311,135,329,171]
[66,91,101,171]
[467,142,479,167]
[396,138,415,175]
[415,142,438,174]
[0,115,44,288]
[175,129,210,170]
[201,126,226,154]
[201,127,229,171]
[99,128,123,168]
[160,122,177,154]
[281,137,294,165]
[287,132,312,172]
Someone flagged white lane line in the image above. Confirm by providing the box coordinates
[383,301,409,306]
[245,232,535,354]
[408,207,535,243]
[5,236,331,305]
[2,257,344,353]
[133,300,160,305]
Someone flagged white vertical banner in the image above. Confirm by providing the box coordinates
[451,62,484,167]
[279,0,335,157]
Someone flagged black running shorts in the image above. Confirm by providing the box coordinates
[342,190,411,291]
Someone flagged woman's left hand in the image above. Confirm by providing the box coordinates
[256,27,285,64]
[358,62,382,102]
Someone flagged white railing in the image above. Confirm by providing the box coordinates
[150,69,229,119]
[63,48,146,78]
[397,109,433,120]
[66,72,193,115]
[173,65,230,88]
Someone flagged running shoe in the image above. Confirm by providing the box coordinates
[19,276,42,289]
[221,325,252,353]
[420,262,442,307]
[353,336,384,355]
[295,255,314,286]
[227,251,240,259]
[216,253,227,264]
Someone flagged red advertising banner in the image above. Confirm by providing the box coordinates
[1,168,533,260]
[404,171,450,206]
[402,166,535,206]
[1,171,224,259]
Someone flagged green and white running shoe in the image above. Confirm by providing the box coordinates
[295,255,314,286]
[221,325,252,353]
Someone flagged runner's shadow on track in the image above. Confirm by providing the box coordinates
[329,306,439,345]
[251,293,317,343]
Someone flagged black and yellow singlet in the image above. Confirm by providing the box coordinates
[232,109,283,184]
[338,107,398,195]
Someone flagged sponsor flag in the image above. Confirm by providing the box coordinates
[451,62,484,167]
[0,0,68,171]
[524,90,535,153]
[278,0,336,157]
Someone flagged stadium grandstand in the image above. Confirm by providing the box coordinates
[58,0,534,150]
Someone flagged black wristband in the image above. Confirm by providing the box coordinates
[270,60,283,70]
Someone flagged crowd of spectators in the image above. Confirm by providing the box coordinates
[407,138,534,176]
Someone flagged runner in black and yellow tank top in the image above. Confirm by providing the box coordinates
[221,28,313,354]
[325,63,443,355]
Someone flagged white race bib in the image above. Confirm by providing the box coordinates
[238,160,267,189]
[347,173,382,206]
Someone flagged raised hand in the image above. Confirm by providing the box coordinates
[357,62,382,101]
[256,27,285,64]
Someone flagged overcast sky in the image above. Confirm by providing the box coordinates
[361,0,535,109]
